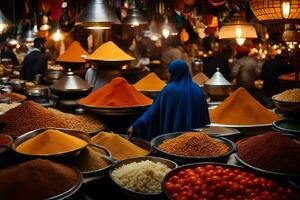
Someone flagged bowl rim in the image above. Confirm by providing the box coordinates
[272,97,300,104]
[109,156,178,196]
[78,102,152,109]
[151,132,236,159]
[272,119,300,134]
[210,123,272,127]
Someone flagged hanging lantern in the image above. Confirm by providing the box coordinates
[249,0,300,23]
[180,28,189,42]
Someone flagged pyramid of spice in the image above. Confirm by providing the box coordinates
[133,72,166,91]
[91,131,149,160]
[56,41,88,63]
[0,159,78,200]
[237,132,300,175]
[158,132,229,157]
[16,129,88,155]
[192,72,209,85]
[210,87,281,125]
[80,77,152,107]
[86,41,135,61]
[0,101,103,137]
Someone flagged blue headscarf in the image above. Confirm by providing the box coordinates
[132,60,210,140]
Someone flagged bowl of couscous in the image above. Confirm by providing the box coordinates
[109,156,177,200]
[272,88,300,117]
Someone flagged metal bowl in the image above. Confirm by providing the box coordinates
[79,103,151,116]
[0,76,10,84]
[0,85,13,94]
[139,90,161,99]
[23,85,50,97]
[151,132,236,164]
[9,79,26,91]
[43,70,64,84]
[109,156,177,200]
[204,84,234,100]
[272,98,300,117]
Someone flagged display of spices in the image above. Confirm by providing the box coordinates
[111,160,171,193]
[0,93,26,102]
[56,41,89,63]
[73,146,111,172]
[0,159,78,200]
[133,72,166,91]
[91,131,149,160]
[192,72,209,86]
[237,131,300,175]
[210,87,280,125]
[279,72,300,81]
[158,132,229,157]
[16,129,88,155]
[273,88,300,102]
[0,101,103,137]
[164,164,299,200]
[86,41,135,61]
[79,77,152,107]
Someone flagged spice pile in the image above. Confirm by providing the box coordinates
[210,87,280,125]
[0,101,103,137]
[192,72,209,85]
[73,146,111,172]
[0,134,11,145]
[16,129,88,155]
[0,93,26,102]
[80,77,152,107]
[133,72,166,91]
[164,164,299,200]
[158,132,229,157]
[273,88,300,102]
[91,131,149,160]
[86,41,134,61]
[111,160,171,193]
[56,41,89,63]
[0,159,78,200]
[237,132,300,175]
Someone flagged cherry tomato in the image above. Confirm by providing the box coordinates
[205,164,214,171]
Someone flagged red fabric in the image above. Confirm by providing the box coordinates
[50,0,64,22]
[208,0,226,7]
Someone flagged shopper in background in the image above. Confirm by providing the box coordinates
[261,49,294,108]
[0,43,19,66]
[231,46,260,95]
[128,59,210,141]
[21,38,48,81]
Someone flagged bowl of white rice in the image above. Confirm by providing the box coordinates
[109,156,177,199]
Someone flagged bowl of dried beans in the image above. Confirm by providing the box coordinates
[151,131,235,164]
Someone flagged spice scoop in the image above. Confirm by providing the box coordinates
[87,143,118,164]
[11,128,114,162]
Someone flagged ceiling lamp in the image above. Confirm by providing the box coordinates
[0,9,13,34]
[51,29,64,41]
[249,0,300,22]
[282,24,300,50]
[122,1,148,27]
[219,13,257,45]
[76,0,120,29]
[39,15,51,31]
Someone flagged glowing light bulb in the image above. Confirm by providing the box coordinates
[235,26,243,38]
[236,38,246,46]
[282,0,291,19]
[162,28,170,39]
[52,29,63,41]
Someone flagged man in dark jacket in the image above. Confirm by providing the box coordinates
[21,38,47,81]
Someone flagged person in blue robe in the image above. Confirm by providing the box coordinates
[128,59,210,140]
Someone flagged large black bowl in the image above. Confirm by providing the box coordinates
[151,132,236,164]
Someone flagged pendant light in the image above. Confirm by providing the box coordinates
[249,0,300,23]
[76,0,120,29]
[219,13,257,45]
[122,0,148,26]
[282,24,300,50]
[0,9,13,34]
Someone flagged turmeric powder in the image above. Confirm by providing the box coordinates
[134,72,166,91]
[86,41,135,61]
[192,72,209,85]
[210,87,281,125]
[16,129,88,155]
[56,41,89,63]
[91,131,149,160]
[79,77,152,107]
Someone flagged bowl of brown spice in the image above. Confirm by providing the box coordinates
[272,88,300,117]
[151,132,236,164]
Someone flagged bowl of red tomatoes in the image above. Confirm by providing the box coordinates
[162,162,300,200]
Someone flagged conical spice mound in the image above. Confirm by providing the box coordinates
[56,41,89,63]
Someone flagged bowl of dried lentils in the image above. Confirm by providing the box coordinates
[151,131,236,164]
[272,88,300,117]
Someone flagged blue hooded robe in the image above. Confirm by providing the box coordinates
[132,59,210,140]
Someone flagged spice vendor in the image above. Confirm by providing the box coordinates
[128,59,210,140]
